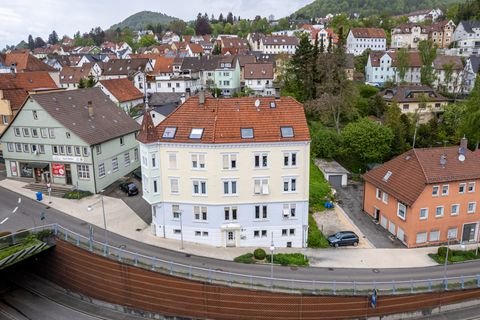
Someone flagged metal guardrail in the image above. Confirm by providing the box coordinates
[2,224,480,296]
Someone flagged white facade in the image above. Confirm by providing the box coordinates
[408,9,443,23]
[391,25,428,49]
[147,76,202,94]
[346,31,386,56]
[365,52,421,85]
[244,79,275,96]
[453,21,480,55]
[140,141,310,248]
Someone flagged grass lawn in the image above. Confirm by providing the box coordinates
[234,252,309,266]
[0,235,42,261]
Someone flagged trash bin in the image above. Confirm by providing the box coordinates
[36,191,43,201]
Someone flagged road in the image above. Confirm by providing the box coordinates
[2,185,480,287]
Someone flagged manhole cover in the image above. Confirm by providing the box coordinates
[118,245,126,249]
[328,267,334,271]
[372,268,380,273]
[135,228,142,232]
[290,266,298,271]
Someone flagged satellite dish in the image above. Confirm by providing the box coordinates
[458,154,466,162]
[254,99,260,108]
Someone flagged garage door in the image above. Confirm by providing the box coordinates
[388,221,396,235]
[380,215,387,229]
[328,175,343,188]
[397,227,405,243]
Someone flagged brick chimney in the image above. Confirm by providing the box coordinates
[87,100,94,118]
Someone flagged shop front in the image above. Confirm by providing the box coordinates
[18,162,50,183]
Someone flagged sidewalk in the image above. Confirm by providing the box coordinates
[0,178,443,269]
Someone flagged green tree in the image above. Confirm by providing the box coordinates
[138,34,157,47]
[47,30,59,45]
[86,76,96,88]
[418,40,437,86]
[441,63,454,93]
[462,76,480,149]
[396,48,409,83]
[27,35,34,51]
[78,78,86,89]
[384,104,408,156]
[309,122,341,159]
[168,20,187,35]
[341,118,394,164]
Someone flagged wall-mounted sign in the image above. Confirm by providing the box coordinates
[52,155,85,163]
[52,163,65,177]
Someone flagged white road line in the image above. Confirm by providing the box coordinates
[0,217,8,225]
[12,206,18,214]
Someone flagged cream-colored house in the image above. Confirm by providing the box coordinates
[381,85,451,123]
[137,95,311,248]
[391,24,428,49]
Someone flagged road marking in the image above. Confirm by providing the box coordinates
[0,217,8,225]
[12,206,18,214]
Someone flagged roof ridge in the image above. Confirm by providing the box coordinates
[412,148,429,183]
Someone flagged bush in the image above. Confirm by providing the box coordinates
[35,229,53,241]
[308,214,329,248]
[270,253,309,266]
[437,246,453,261]
[254,248,266,260]
[63,190,93,199]
[309,160,332,212]
[234,253,255,264]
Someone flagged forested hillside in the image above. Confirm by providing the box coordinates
[109,11,178,30]
[294,0,464,18]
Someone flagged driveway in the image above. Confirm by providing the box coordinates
[102,173,151,225]
[335,181,405,248]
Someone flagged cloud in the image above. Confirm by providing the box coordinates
[0,0,311,48]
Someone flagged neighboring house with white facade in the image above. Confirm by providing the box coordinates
[365,51,422,85]
[463,56,480,94]
[137,95,311,248]
[381,85,450,123]
[99,58,154,93]
[0,88,140,193]
[347,28,387,56]
[452,21,480,55]
[391,24,428,49]
[243,63,275,96]
[432,55,465,94]
[97,78,144,112]
[259,36,298,55]
[406,8,443,23]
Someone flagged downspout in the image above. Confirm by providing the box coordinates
[91,145,97,194]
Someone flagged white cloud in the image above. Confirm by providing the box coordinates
[0,0,311,48]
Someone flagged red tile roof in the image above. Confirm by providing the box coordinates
[137,96,310,144]
[99,78,143,102]
[244,63,274,79]
[364,146,480,205]
[60,64,93,84]
[350,28,386,39]
[3,52,55,72]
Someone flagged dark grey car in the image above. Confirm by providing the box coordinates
[327,231,359,247]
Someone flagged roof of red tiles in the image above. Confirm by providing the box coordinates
[137,96,310,144]
[364,145,480,206]
[99,78,143,102]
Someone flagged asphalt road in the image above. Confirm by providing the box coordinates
[2,184,480,288]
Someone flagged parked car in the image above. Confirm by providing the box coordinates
[119,182,139,196]
[327,231,359,247]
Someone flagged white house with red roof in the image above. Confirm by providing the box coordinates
[137,94,311,248]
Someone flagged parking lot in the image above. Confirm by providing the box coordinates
[102,173,151,225]
[334,181,405,248]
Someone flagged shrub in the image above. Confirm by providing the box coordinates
[437,246,453,262]
[309,160,332,212]
[307,214,329,248]
[254,248,266,260]
[271,253,309,266]
[35,229,53,241]
[63,190,93,199]
[234,253,255,264]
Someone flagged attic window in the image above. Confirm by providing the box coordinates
[189,128,204,139]
[280,127,294,138]
[383,170,392,182]
[241,128,254,139]
[163,127,177,139]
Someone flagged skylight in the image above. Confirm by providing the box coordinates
[241,128,254,139]
[383,171,392,182]
[189,128,204,139]
[280,127,294,138]
[162,127,177,139]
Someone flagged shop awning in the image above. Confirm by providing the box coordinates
[26,162,49,169]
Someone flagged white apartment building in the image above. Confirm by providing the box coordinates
[137,95,311,248]
[452,21,480,55]
[365,51,422,85]
[347,28,387,56]
[391,24,428,49]
[259,36,298,55]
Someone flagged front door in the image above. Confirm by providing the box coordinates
[65,164,72,185]
[226,231,236,247]
[374,208,380,221]
[462,223,477,242]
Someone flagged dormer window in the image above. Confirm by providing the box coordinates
[241,128,254,139]
[280,127,294,138]
[189,128,204,139]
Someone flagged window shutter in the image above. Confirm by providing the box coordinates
[223,154,229,169]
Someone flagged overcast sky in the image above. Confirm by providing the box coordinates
[0,0,312,49]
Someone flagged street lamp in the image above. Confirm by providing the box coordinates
[87,193,108,248]
[443,236,454,280]
[270,232,275,281]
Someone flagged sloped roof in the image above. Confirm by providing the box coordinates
[433,55,464,70]
[236,55,257,67]
[244,63,274,79]
[101,58,150,76]
[30,88,140,145]
[392,23,428,34]
[181,56,222,72]
[368,51,422,68]
[152,56,175,74]
[99,78,143,103]
[0,71,58,111]
[60,64,93,84]
[350,28,386,39]
[381,85,450,103]
[364,146,480,206]
[262,36,299,46]
[138,96,310,144]
[3,52,56,72]
[468,55,480,73]
[459,20,480,33]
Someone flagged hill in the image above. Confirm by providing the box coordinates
[109,11,178,30]
[293,0,464,18]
